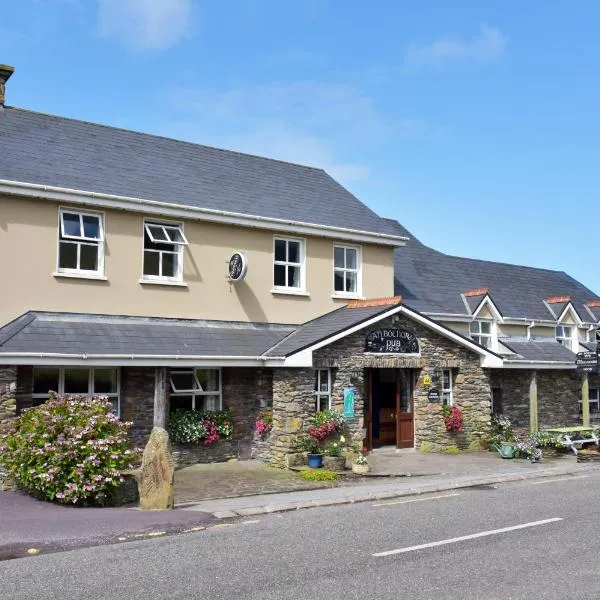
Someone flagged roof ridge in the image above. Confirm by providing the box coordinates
[4,106,328,174]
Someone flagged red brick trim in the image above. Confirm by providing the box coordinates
[585,299,600,308]
[464,288,488,297]
[546,295,571,304]
[347,296,402,309]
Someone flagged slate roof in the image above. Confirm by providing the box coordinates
[391,221,599,321]
[0,312,295,357]
[581,342,598,352]
[499,337,577,363]
[265,304,398,357]
[0,107,402,238]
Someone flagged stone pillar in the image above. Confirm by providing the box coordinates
[529,370,538,433]
[0,366,17,432]
[581,372,590,427]
[153,367,168,428]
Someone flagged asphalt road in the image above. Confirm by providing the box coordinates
[3,472,600,600]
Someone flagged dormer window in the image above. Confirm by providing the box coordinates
[469,320,492,348]
[555,324,574,350]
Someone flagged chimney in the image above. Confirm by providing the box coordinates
[0,64,15,107]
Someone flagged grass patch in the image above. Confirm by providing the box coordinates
[299,469,339,481]
[443,446,460,454]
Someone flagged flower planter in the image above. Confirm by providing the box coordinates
[323,456,346,471]
[577,452,600,463]
[352,463,369,475]
[307,453,323,469]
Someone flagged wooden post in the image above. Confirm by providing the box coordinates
[581,372,590,428]
[529,370,538,434]
[153,367,168,428]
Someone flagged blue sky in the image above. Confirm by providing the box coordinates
[2,1,599,295]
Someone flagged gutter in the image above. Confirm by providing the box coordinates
[0,179,408,247]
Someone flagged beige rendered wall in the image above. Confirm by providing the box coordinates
[0,195,394,326]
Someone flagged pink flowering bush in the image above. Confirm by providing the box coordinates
[442,404,463,432]
[307,410,345,441]
[255,411,273,439]
[0,394,139,505]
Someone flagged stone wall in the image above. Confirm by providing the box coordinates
[121,367,156,449]
[267,313,493,465]
[0,366,16,433]
[490,369,583,431]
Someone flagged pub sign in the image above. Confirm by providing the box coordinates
[365,328,419,354]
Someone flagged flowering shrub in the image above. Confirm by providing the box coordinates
[442,404,463,432]
[169,409,234,446]
[323,436,346,457]
[0,394,139,505]
[308,410,345,441]
[255,411,273,439]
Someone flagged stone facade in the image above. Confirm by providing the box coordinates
[0,366,16,433]
[490,369,583,431]
[267,313,493,465]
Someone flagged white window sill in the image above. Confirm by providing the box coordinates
[271,288,310,297]
[53,272,107,281]
[139,278,188,287]
[331,293,363,300]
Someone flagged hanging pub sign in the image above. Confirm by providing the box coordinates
[227,251,248,282]
[343,387,355,418]
[365,328,419,354]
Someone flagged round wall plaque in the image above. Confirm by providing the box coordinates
[228,251,248,282]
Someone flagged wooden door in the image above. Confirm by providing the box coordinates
[365,370,373,451]
[396,370,414,448]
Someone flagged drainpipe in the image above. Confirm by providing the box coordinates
[526,321,535,340]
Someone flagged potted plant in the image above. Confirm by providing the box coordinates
[299,436,323,469]
[352,451,369,475]
[322,436,347,471]
[255,410,273,439]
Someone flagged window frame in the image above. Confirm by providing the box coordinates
[555,324,574,351]
[333,243,362,297]
[441,369,453,406]
[56,208,105,277]
[314,369,332,412]
[142,219,188,283]
[32,366,120,415]
[168,368,222,412]
[579,387,600,414]
[469,320,493,349]
[272,236,306,293]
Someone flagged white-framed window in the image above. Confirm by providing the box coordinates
[314,369,331,412]
[143,220,188,282]
[169,368,222,412]
[333,244,361,296]
[32,367,120,415]
[57,209,104,275]
[556,324,574,350]
[469,320,492,348]
[442,369,453,406]
[273,237,305,291]
[579,388,600,414]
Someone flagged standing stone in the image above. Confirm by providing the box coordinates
[138,427,175,510]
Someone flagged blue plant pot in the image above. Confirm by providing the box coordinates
[307,453,323,469]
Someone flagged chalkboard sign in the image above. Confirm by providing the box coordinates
[427,388,441,403]
[365,328,419,354]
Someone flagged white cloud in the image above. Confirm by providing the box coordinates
[97,0,192,50]
[405,25,507,70]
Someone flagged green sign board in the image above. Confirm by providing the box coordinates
[343,387,355,418]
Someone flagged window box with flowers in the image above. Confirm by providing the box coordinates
[169,409,234,446]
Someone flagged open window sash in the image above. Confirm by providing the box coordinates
[145,223,188,246]
[170,371,202,393]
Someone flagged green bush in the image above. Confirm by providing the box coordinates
[0,394,139,505]
[299,469,339,481]
[169,409,234,445]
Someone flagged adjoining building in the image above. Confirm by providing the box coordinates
[0,64,598,465]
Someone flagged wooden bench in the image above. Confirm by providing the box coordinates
[543,427,599,456]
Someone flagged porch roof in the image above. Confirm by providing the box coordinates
[498,337,577,363]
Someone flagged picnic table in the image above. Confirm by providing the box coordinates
[543,426,599,455]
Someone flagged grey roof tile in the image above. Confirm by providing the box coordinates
[0,108,401,238]
[499,337,577,362]
[393,222,600,321]
[0,312,296,357]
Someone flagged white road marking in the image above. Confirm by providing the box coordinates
[373,493,460,507]
[530,475,589,485]
[242,520,260,525]
[373,517,563,557]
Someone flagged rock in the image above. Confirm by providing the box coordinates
[138,427,175,510]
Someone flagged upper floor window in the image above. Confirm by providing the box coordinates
[143,221,188,282]
[32,366,120,415]
[314,369,331,412]
[556,324,574,350]
[469,320,492,348]
[273,237,304,292]
[169,368,221,412]
[334,245,361,296]
[58,209,104,276]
